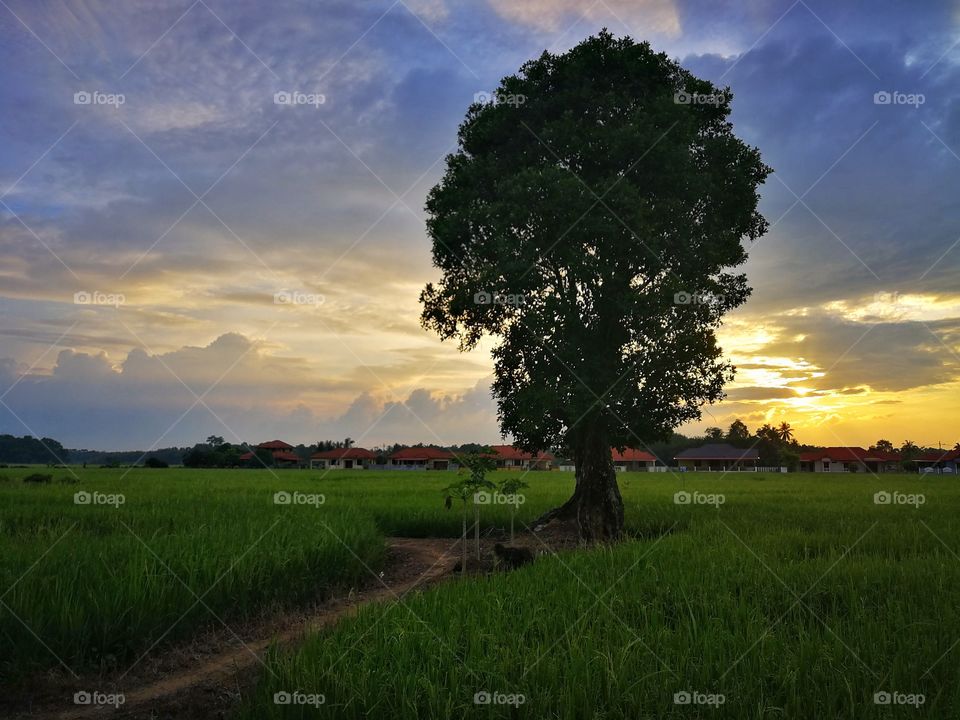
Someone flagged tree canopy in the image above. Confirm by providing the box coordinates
[421,31,770,538]
[422,31,769,451]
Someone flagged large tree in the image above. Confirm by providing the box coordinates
[421,32,770,540]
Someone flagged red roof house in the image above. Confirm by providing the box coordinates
[916,449,959,473]
[258,440,295,450]
[798,447,900,473]
[388,446,455,470]
[310,447,376,470]
[488,445,554,470]
[611,448,658,471]
[240,440,302,467]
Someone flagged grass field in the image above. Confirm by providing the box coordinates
[2,467,958,718]
[0,468,386,679]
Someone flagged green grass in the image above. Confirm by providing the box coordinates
[2,467,956,719]
[0,468,385,679]
[235,470,959,719]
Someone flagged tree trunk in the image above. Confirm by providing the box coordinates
[461,511,468,573]
[474,502,480,560]
[535,424,624,542]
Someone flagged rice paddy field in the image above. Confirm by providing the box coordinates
[2,467,959,718]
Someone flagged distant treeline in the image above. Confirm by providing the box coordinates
[67,446,186,466]
[2,427,953,469]
[0,435,70,465]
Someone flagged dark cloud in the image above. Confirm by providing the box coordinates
[761,312,960,392]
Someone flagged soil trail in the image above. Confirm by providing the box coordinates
[11,538,461,720]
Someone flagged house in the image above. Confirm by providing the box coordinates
[674,444,759,471]
[488,445,554,470]
[798,447,900,473]
[388,446,457,470]
[310,447,375,470]
[612,448,657,472]
[915,449,960,474]
[554,448,657,472]
[239,440,302,468]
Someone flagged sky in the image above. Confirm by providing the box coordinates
[0,0,958,452]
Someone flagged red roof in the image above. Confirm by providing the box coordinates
[799,447,901,462]
[272,451,299,462]
[867,450,902,461]
[389,446,454,460]
[312,447,376,460]
[489,445,554,461]
[240,449,300,463]
[612,448,656,462]
[258,440,294,450]
[917,449,960,463]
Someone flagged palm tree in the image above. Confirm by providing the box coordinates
[776,422,794,443]
[900,440,920,460]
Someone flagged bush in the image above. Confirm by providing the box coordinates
[144,457,170,468]
[23,473,52,483]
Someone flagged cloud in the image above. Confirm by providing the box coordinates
[725,386,799,401]
[487,0,681,36]
[0,333,501,449]
[2,0,960,450]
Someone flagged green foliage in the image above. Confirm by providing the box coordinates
[22,473,52,484]
[726,419,751,444]
[420,30,770,455]
[497,477,529,498]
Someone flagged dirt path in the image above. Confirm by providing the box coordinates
[8,537,462,720]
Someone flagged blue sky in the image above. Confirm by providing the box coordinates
[1,0,959,450]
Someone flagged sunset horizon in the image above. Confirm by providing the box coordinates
[1,0,957,451]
